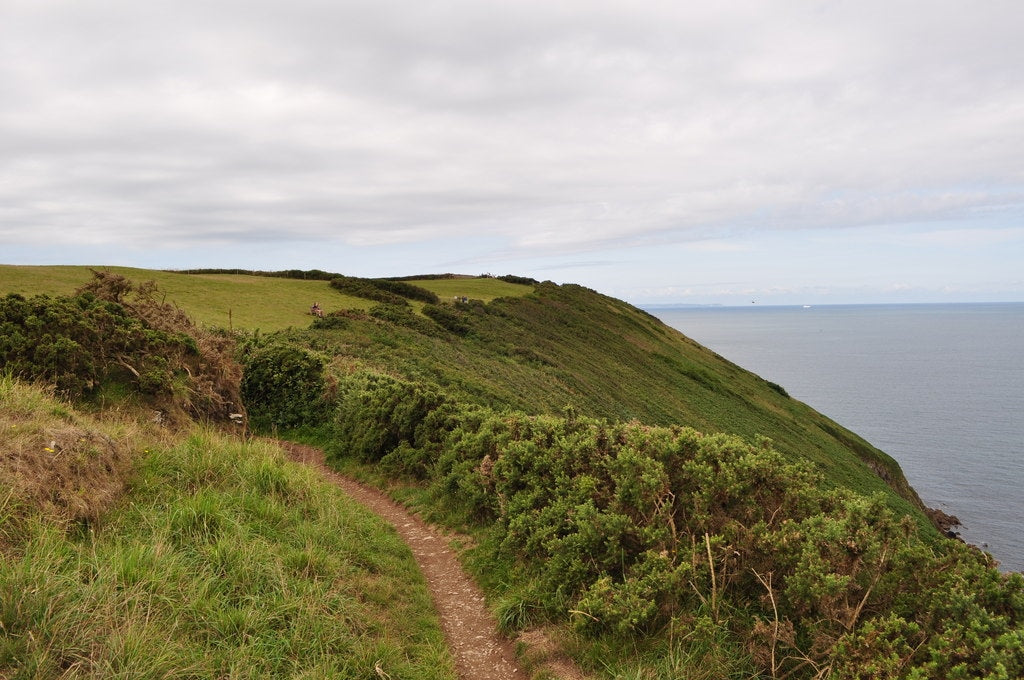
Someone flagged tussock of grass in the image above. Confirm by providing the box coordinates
[0,375,142,548]
[0,383,455,679]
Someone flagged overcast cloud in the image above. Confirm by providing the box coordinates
[2,0,1023,303]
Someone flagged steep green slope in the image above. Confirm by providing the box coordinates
[267,281,924,520]
[248,278,1021,679]
[0,266,923,517]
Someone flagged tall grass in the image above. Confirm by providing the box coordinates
[0,385,455,679]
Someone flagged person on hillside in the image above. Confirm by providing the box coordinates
[310,302,323,318]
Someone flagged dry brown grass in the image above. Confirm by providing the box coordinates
[76,270,246,423]
[0,376,151,548]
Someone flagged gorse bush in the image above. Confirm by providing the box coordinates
[328,275,439,305]
[368,303,439,334]
[0,291,183,397]
[239,342,331,431]
[75,270,244,421]
[329,276,409,305]
[368,278,440,304]
[320,369,1024,679]
[422,303,473,336]
[0,274,244,424]
[331,371,448,468]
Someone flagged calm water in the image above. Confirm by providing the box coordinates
[649,303,1024,573]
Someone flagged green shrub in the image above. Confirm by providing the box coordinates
[319,378,1024,677]
[368,304,438,334]
[0,292,197,399]
[422,303,472,336]
[369,279,440,304]
[329,275,409,305]
[240,343,330,430]
[330,371,448,467]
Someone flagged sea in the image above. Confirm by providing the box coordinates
[647,302,1024,573]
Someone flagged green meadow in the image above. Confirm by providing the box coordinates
[0,265,375,331]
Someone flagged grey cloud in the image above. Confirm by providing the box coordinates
[2,1,1024,260]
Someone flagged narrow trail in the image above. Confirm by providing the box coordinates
[280,442,532,680]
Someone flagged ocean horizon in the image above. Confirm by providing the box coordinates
[648,301,1024,573]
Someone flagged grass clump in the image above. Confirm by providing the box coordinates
[0,374,141,549]
[0,383,455,679]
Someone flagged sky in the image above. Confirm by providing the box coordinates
[2,1,1023,306]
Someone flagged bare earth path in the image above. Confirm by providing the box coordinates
[280,442,531,680]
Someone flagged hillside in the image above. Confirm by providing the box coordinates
[0,265,942,540]
[0,265,920,513]
[3,266,1022,679]
[250,279,922,517]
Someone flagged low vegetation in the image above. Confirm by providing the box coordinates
[0,378,455,679]
[1,271,242,423]
[301,374,1024,679]
[3,268,1022,679]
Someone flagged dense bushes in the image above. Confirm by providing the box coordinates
[369,278,441,304]
[227,276,1021,678]
[0,292,185,396]
[173,267,341,280]
[321,371,1024,679]
[496,274,539,285]
[239,343,331,430]
[75,271,244,421]
[422,303,472,335]
[330,371,448,471]
[328,275,439,305]
[0,282,245,425]
[368,303,439,334]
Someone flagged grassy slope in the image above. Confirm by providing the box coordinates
[297,281,927,525]
[0,378,455,679]
[411,277,534,302]
[0,265,927,521]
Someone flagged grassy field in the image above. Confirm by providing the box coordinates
[0,378,456,679]
[0,265,372,331]
[0,265,532,332]
[408,277,533,303]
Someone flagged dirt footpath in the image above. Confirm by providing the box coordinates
[280,442,535,680]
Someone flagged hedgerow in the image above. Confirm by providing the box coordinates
[328,275,439,305]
